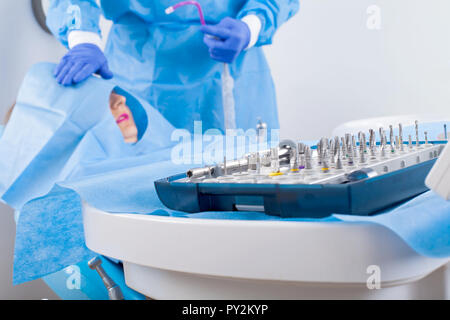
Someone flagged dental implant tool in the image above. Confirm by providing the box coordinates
[305,146,313,170]
[399,123,404,151]
[415,120,420,148]
[389,125,395,154]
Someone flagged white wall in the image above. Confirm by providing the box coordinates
[0,0,64,300]
[0,1,65,119]
[266,0,450,140]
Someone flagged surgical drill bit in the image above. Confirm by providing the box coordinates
[408,134,413,150]
[352,135,358,158]
[271,147,280,173]
[399,123,404,151]
[415,120,420,148]
[223,156,228,175]
[379,127,384,146]
[334,137,340,156]
[322,149,330,173]
[369,129,376,158]
[341,137,346,158]
[389,125,395,154]
[424,131,429,145]
[329,139,336,164]
[316,142,322,166]
[380,144,387,158]
[345,134,352,157]
[336,146,343,170]
[347,146,355,166]
[305,146,313,170]
[88,257,124,300]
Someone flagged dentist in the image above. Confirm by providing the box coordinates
[47,0,299,132]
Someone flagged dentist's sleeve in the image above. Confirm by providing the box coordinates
[237,0,300,46]
[46,0,102,48]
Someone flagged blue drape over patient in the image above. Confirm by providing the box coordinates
[0,63,177,210]
[0,63,191,284]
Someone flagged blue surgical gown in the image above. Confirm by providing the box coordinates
[46,0,300,133]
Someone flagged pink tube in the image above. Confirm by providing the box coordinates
[168,1,206,25]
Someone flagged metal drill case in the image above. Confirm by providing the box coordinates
[155,141,446,218]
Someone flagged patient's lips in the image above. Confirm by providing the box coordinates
[116,113,130,124]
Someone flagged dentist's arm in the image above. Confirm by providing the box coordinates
[47,0,112,86]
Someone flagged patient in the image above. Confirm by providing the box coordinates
[109,91,139,144]
[3,91,138,143]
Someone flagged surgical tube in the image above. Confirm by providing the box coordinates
[165,1,206,25]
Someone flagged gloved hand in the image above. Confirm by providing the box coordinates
[54,43,113,86]
[200,17,251,64]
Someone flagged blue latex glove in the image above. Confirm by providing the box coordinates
[54,43,113,86]
[200,17,251,64]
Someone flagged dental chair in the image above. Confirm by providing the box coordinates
[43,116,450,300]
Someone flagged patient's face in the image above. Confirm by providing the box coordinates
[110,92,138,144]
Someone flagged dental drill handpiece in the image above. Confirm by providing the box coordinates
[88,257,124,300]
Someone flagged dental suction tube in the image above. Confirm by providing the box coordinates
[165,1,206,25]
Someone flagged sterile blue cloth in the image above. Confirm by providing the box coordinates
[13,186,95,285]
[47,0,300,132]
